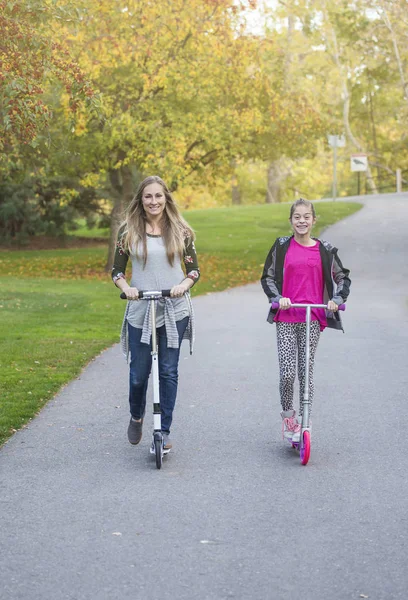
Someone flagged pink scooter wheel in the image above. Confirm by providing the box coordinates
[300,430,311,465]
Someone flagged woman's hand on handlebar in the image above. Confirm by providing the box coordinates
[327,300,338,312]
[123,287,139,300]
[170,280,191,298]
[279,297,291,310]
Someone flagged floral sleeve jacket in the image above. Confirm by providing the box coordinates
[260,235,351,331]
[111,231,200,286]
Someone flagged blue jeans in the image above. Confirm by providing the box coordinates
[128,317,189,434]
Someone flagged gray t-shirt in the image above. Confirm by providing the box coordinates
[127,234,189,329]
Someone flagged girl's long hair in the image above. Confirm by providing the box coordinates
[120,175,194,267]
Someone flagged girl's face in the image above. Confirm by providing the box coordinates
[142,183,166,219]
[290,204,316,238]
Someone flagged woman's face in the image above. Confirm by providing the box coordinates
[290,204,316,237]
[141,183,166,219]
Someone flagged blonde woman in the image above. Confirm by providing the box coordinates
[112,176,200,451]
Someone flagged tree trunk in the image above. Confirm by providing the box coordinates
[265,160,284,203]
[380,2,408,102]
[264,15,293,206]
[105,164,134,272]
[231,164,241,205]
[231,178,241,205]
[283,14,294,88]
[342,82,378,194]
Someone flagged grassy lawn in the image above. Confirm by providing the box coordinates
[0,201,361,444]
[68,218,109,239]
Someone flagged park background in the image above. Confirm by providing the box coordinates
[1,0,407,443]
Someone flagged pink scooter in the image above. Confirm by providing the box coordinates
[271,302,345,465]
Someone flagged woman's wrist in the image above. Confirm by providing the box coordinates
[116,279,130,292]
[182,278,194,290]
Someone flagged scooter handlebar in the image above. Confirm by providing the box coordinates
[270,301,346,311]
[120,289,172,300]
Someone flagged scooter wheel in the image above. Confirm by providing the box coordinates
[300,430,311,466]
[154,438,162,470]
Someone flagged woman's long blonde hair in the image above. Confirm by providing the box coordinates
[120,175,195,267]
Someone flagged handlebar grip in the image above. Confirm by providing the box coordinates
[120,289,172,300]
[338,304,346,311]
[120,291,142,299]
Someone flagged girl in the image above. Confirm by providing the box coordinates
[112,176,200,451]
[261,198,350,442]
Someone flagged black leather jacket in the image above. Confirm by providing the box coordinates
[261,235,351,331]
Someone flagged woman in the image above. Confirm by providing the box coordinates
[261,198,350,442]
[112,176,200,451]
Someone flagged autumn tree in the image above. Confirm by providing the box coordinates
[0,0,101,175]
[53,0,322,267]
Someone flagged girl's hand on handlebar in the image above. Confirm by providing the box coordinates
[327,300,338,312]
[124,287,139,300]
[170,283,189,298]
[279,297,292,310]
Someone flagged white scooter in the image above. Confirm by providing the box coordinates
[121,289,172,469]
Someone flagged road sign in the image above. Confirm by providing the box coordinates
[351,154,368,172]
[327,134,346,148]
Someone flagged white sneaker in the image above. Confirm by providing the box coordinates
[292,429,300,444]
[280,410,301,440]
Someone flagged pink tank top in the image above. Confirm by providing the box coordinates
[274,238,327,331]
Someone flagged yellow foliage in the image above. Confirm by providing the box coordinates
[48,0,321,188]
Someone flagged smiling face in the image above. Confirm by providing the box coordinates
[141,182,166,220]
[290,204,316,240]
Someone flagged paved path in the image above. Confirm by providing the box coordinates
[1,193,408,600]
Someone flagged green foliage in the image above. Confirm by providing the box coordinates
[0,176,103,242]
[259,0,408,199]
[0,181,40,240]
[2,0,407,242]
[0,0,101,167]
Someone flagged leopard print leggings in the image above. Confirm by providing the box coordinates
[276,321,321,415]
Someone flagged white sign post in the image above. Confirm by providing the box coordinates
[350,153,368,195]
[328,135,346,200]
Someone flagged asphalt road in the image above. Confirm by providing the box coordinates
[1,193,408,600]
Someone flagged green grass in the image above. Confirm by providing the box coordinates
[0,201,362,444]
[186,201,357,260]
[0,279,123,444]
[0,246,108,280]
[69,219,109,239]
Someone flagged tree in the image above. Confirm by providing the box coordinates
[53,0,323,267]
[377,0,408,103]
[0,0,101,175]
[261,0,408,198]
